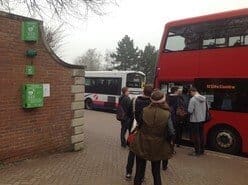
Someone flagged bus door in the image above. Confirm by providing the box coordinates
[160,81,193,141]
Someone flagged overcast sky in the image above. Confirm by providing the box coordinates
[55,0,247,63]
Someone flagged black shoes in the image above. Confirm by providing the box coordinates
[126,174,145,182]
[125,173,132,180]
[162,166,168,171]
[121,143,127,148]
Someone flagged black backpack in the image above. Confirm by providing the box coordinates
[176,97,188,122]
[116,99,126,121]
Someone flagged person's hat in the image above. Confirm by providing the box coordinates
[151,90,165,103]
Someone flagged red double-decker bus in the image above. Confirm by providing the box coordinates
[155,9,248,154]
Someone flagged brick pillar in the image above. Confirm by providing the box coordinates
[71,69,85,151]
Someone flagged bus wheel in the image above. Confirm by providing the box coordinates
[85,99,93,110]
[210,126,241,154]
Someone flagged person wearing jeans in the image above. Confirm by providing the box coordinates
[188,87,207,155]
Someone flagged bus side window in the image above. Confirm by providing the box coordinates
[203,38,226,49]
[85,78,91,86]
[207,42,217,49]
[196,79,248,113]
[245,35,248,45]
[203,39,215,49]
[229,35,248,47]
[184,37,200,50]
[85,78,96,93]
[103,78,122,95]
[229,36,242,47]
[234,40,241,47]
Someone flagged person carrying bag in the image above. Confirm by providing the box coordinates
[130,90,173,185]
[125,85,153,181]
[127,96,138,146]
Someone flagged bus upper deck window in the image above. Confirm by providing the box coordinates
[233,40,241,47]
[165,24,201,52]
[229,36,243,47]
[245,35,248,45]
[208,42,217,49]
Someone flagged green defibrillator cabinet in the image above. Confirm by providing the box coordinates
[22,84,43,108]
[21,21,39,41]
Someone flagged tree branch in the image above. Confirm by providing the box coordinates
[0,0,118,22]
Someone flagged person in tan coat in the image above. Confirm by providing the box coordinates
[130,90,173,185]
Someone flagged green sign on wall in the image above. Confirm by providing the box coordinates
[25,65,35,76]
[21,21,39,41]
[22,84,44,108]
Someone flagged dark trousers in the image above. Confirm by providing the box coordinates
[134,156,161,185]
[190,122,205,154]
[162,160,168,169]
[126,151,147,175]
[174,123,183,145]
[126,151,135,174]
[121,120,131,146]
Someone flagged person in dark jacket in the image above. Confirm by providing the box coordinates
[130,90,173,185]
[162,116,175,171]
[181,85,191,109]
[167,86,186,147]
[125,85,153,180]
[119,87,132,148]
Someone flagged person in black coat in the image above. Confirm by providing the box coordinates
[119,87,132,148]
[166,86,186,147]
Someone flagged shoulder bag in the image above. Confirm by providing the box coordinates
[127,97,138,145]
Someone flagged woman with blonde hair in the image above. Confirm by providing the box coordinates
[130,90,173,185]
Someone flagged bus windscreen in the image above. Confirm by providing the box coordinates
[126,73,145,88]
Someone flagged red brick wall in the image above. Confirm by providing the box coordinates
[0,12,83,162]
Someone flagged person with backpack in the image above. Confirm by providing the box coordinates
[161,87,187,170]
[166,86,187,148]
[188,87,209,156]
[125,85,153,180]
[117,87,132,148]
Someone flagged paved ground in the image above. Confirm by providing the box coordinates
[0,110,248,185]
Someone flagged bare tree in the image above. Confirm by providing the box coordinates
[75,49,102,70]
[0,0,117,21]
[44,25,65,55]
